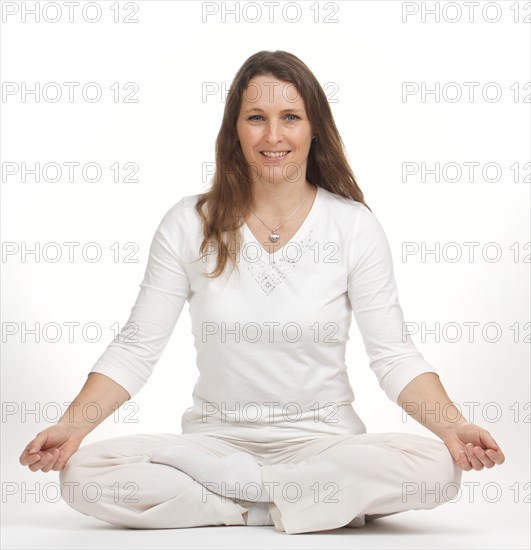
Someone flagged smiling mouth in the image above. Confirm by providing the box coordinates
[260,151,291,159]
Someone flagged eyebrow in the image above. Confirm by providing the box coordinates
[243,108,304,114]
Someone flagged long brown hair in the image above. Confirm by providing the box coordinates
[195,50,370,279]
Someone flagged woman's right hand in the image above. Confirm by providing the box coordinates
[19,424,85,473]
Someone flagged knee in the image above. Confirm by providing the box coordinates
[388,433,462,485]
[393,433,461,500]
[421,438,463,504]
[59,446,100,515]
[432,439,462,483]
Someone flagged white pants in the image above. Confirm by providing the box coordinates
[59,431,462,535]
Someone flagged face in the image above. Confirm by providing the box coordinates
[236,75,313,187]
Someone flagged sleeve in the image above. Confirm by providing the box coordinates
[89,198,192,399]
[347,205,439,404]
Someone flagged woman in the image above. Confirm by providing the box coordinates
[19,50,505,535]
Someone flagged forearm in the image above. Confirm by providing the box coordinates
[57,372,131,438]
[397,372,469,440]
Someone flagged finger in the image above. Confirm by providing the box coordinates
[41,449,61,473]
[28,453,52,472]
[19,452,42,466]
[479,430,500,451]
[42,449,61,472]
[457,450,472,471]
[25,432,48,454]
[21,442,38,457]
[52,451,69,471]
[28,451,55,472]
[472,446,495,468]
[465,443,484,470]
[485,448,505,465]
[21,433,49,466]
[19,443,41,464]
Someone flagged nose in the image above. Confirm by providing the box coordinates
[264,121,282,144]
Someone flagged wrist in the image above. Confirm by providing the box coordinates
[56,417,93,439]
[433,403,469,432]
[437,416,469,440]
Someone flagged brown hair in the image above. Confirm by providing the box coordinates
[195,50,370,279]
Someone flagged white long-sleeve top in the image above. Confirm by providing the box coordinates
[90,185,438,442]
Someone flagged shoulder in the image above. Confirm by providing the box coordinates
[166,193,201,215]
[153,194,203,241]
[319,186,381,232]
[161,193,202,223]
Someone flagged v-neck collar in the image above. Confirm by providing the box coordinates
[242,185,322,260]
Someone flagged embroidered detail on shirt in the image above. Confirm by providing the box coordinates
[244,229,315,295]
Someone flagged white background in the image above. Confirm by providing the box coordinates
[1,1,530,548]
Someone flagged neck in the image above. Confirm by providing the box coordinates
[247,181,315,222]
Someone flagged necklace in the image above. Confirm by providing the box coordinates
[248,188,310,243]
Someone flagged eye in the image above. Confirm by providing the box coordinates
[247,114,300,121]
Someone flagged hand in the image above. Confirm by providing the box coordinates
[441,422,505,471]
[19,425,84,472]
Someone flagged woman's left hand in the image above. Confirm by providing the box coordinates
[441,422,506,471]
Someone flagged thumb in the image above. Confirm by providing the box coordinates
[480,429,499,451]
[28,432,49,453]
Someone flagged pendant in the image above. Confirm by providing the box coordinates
[269,231,280,243]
